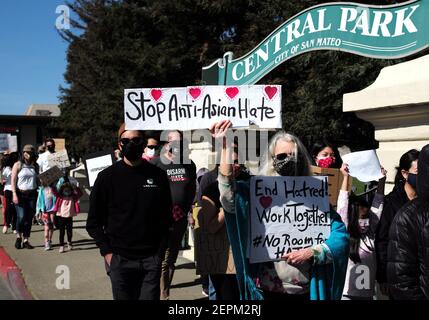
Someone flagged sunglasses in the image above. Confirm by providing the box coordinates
[120,137,143,145]
[146,145,158,149]
[274,153,294,161]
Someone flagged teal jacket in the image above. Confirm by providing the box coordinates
[224,180,349,300]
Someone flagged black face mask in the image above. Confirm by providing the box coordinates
[121,141,144,161]
[273,156,297,176]
[47,146,55,153]
[407,173,417,189]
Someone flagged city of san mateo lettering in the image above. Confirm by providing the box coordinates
[249,176,331,263]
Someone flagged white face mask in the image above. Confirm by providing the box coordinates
[146,148,155,157]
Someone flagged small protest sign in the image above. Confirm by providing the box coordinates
[124,85,282,130]
[194,208,236,275]
[0,134,9,152]
[84,153,114,187]
[341,150,383,182]
[47,149,71,169]
[38,166,64,186]
[7,135,17,152]
[249,176,331,263]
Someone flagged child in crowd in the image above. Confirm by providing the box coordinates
[37,183,57,250]
[53,178,82,253]
[338,163,386,300]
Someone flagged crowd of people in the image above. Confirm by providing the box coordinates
[0,139,83,253]
[1,122,428,301]
[86,121,427,301]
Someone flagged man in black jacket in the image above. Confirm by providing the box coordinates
[387,144,429,300]
[86,124,172,300]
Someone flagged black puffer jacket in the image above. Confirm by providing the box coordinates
[387,145,429,300]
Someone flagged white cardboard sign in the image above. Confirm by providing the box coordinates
[249,176,331,263]
[124,85,282,130]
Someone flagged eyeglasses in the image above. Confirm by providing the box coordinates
[146,145,158,149]
[274,153,294,161]
[120,137,143,145]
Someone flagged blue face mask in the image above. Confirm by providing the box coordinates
[63,189,72,197]
[407,173,417,189]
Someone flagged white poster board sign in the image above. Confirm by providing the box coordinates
[249,176,331,263]
[7,135,17,152]
[341,150,383,183]
[47,149,71,169]
[85,154,114,187]
[0,134,9,152]
[124,85,282,130]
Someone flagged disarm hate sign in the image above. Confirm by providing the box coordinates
[124,85,282,130]
[249,176,331,264]
[47,150,71,169]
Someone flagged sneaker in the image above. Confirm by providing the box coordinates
[13,230,17,234]
[22,241,34,249]
[59,246,65,253]
[44,241,52,251]
[2,226,7,234]
[67,243,73,251]
[15,238,22,249]
[202,289,209,297]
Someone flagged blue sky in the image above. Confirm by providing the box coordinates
[0,0,75,115]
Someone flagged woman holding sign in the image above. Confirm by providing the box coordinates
[212,120,349,300]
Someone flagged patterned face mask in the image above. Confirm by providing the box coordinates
[317,156,336,168]
[273,154,297,176]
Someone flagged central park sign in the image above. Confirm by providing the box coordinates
[202,0,429,85]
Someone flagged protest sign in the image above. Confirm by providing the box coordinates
[311,166,352,209]
[194,209,236,275]
[84,153,114,187]
[53,138,66,151]
[7,135,17,152]
[341,150,383,182]
[47,149,71,169]
[124,85,282,130]
[0,134,9,152]
[249,176,331,263]
[38,166,64,186]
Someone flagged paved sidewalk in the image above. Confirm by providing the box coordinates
[0,210,205,300]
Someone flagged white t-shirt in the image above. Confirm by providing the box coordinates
[17,163,38,191]
[2,167,12,191]
[37,151,54,174]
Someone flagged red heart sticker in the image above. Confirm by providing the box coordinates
[264,86,278,100]
[150,89,163,102]
[225,87,239,100]
[259,196,272,209]
[188,87,202,100]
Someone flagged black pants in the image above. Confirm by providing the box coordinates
[57,217,73,246]
[209,274,240,300]
[4,190,16,230]
[106,253,161,300]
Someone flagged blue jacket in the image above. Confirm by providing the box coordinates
[224,180,349,300]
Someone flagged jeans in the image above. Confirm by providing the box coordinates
[14,191,37,238]
[159,217,188,300]
[106,253,161,300]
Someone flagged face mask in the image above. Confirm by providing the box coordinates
[273,156,297,176]
[317,156,335,168]
[359,218,370,233]
[146,148,156,158]
[407,173,417,189]
[63,190,72,197]
[47,146,55,153]
[121,141,144,162]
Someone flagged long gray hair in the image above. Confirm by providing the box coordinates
[258,131,312,177]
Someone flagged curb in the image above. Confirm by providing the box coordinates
[0,247,33,300]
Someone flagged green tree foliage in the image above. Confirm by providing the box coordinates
[57,0,419,158]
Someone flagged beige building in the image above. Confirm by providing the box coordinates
[343,54,429,192]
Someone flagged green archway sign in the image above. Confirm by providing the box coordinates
[202,0,429,85]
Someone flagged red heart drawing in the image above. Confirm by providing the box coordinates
[188,87,202,100]
[150,89,163,102]
[259,196,272,209]
[225,87,239,100]
[264,86,278,100]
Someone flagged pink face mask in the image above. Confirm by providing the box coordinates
[317,156,335,168]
